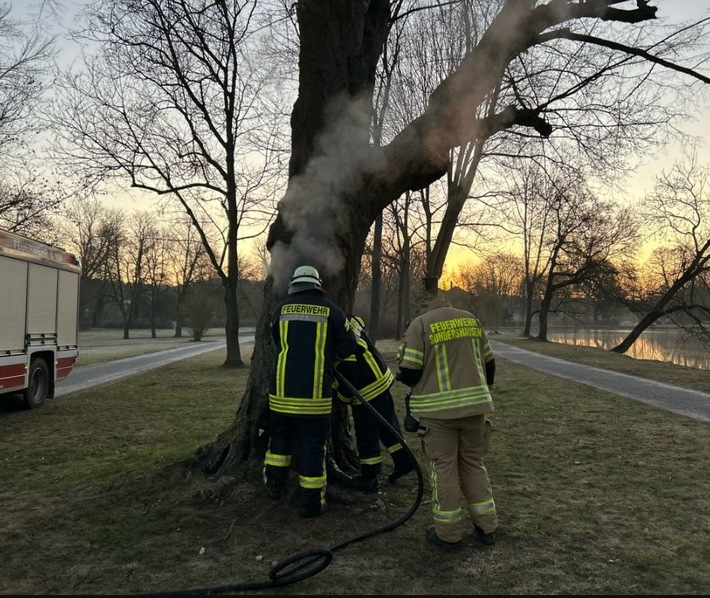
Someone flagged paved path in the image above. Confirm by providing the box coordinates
[55,339,231,397]
[489,340,710,423]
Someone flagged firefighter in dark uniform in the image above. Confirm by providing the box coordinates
[334,315,416,493]
[263,265,358,518]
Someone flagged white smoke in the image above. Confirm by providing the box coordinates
[270,93,379,294]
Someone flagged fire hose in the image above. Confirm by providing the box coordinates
[139,371,423,596]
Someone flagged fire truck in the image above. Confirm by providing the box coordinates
[0,228,81,409]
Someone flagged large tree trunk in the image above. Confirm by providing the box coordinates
[369,214,383,342]
[537,293,552,342]
[611,260,708,353]
[174,290,185,338]
[198,0,392,479]
[223,281,243,367]
[610,308,665,354]
[523,279,535,336]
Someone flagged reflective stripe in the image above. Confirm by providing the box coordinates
[362,339,379,372]
[429,455,440,511]
[401,347,423,366]
[337,332,394,403]
[386,443,403,454]
[482,340,493,361]
[313,320,326,398]
[264,451,291,467]
[410,385,492,413]
[434,343,451,392]
[429,451,463,526]
[469,497,496,515]
[276,320,289,397]
[472,339,486,385]
[360,455,382,466]
[299,474,327,489]
[268,395,332,415]
[356,369,394,402]
[433,506,462,524]
[281,313,328,322]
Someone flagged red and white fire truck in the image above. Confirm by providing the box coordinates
[0,228,81,409]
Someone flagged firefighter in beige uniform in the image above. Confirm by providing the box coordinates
[397,293,497,551]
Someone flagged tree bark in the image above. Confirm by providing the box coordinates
[369,213,383,342]
[223,280,243,367]
[610,308,665,354]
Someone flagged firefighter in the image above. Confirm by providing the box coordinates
[397,284,497,551]
[333,315,416,493]
[263,265,358,518]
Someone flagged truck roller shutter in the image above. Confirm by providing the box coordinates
[57,270,79,346]
[0,256,27,351]
[27,263,58,335]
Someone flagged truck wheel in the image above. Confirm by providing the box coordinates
[23,359,50,409]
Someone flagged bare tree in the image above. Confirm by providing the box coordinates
[0,4,54,159]
[250,237,270,281]
[453,252,525,327]
[163,215,213,338]
[183,280,222,342]
[0,4,61,236]
[496,164,562,335]
[51,0,286,366]
[58,196,119,328]
[103,210,155,340]
[143,225,170,338]
[497,163,639,339]
[612,147,710,353]
[535,187,638,341]
[0,174,63,238]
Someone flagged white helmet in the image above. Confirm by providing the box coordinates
[288,265,322,294]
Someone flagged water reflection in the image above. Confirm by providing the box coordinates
[545,328,710,371]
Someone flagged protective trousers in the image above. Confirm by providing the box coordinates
[420,413,497,544]
[351,392,411,480]
[263,412,330,515]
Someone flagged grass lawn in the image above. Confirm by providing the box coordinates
[1,334,709,594]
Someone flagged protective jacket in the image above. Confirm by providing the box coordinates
[333,316,411,488]
[397,298,494,420]
[334,316,395,404]
[269,289,357,416]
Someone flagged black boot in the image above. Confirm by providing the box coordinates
[474,524,496,546]
[388,451,416,483]
[299,491,326,518]
[264,467,288,499]
[349,475,379,493]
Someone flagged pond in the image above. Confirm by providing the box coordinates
[542,327,710,371]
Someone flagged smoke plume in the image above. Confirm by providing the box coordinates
[270,93,379,294]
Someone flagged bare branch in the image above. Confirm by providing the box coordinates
[539,27,710,85]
